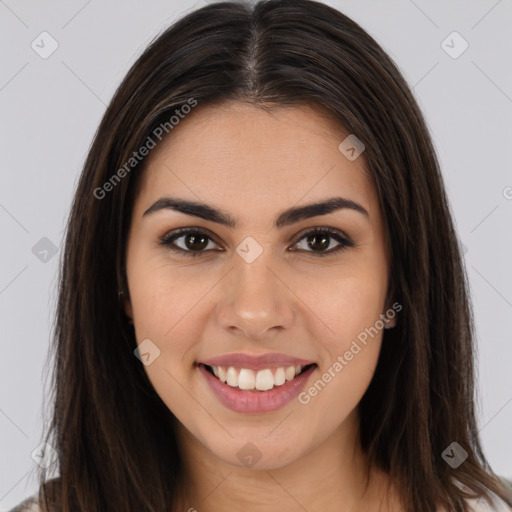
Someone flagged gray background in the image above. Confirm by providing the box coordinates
[1,0,511,508]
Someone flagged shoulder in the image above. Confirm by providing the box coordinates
[464,477,511,512]
[437,498,511,512]
[8,477,62,512]
[436,481,512,512]
[463,494,512,511]
[466,478,512,512]
[7,494,41,512]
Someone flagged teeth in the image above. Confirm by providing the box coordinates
[285,366,296,381]
[226,367,238,387]
[238,369,256,390]
[274,367,286,386]
[255,369,274,391]
[209,365,306,391]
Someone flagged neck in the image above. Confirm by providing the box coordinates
[172,411,400,511]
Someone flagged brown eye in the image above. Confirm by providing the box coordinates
[158,228,220,257]
[158,227,354,258]
[303,232,330,252]
[291,228,354,256]
[181,232,209,251]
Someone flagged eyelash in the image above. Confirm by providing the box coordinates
[157,227,355,258]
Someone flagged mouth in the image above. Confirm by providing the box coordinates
[197,360,318,413]
[201,363,317,392]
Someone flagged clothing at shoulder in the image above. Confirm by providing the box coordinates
[463,494,512,512]
[8,481,512,512]
[7,494,40,512]
[437,489,512,512]
[463,479,512,512]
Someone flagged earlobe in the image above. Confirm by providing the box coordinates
[124,301,134,324]
[119,289,134,324]
[383,280,398,329]
[384,315,396,329]
[383,297,398,329]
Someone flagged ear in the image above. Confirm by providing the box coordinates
[124,298,134,322]
[119,287,134,323]
[383,283,398,329]
[383,304,397,329]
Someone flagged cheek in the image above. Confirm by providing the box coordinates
[297,259,388,346]
[295,256,388,412]
[297,276,386,430]
[128,265,210,418]
[128,260,211,370]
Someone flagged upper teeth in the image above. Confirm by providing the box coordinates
[210,365,304,391]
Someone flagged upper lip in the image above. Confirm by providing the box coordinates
[200,352,316,371]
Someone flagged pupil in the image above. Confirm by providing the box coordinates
[308,233,329,251]
[183,233,331,252]
[186,233,208,251]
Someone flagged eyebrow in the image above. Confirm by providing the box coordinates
[142,196,369,229]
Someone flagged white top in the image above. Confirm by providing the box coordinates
[440,493,512,511]
[7,497,40,512]
[8,488,512,511]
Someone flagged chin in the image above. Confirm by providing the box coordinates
[203,432,307,471]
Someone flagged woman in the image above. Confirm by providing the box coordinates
[10,0,512,510]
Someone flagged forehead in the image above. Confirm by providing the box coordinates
[134,101,377,221]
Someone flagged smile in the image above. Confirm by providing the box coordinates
[205,364,314,391]
[197,354,317,413]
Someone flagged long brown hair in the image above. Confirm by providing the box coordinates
[36,0,511,510]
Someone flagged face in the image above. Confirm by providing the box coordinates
[123,101,394,471]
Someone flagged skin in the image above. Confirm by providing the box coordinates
[123,101,401,511]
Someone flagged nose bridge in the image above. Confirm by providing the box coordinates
[216,244,294,340]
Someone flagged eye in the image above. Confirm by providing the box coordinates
[290,227,355,256]
[158,228,221,257]
[157,227,354,258]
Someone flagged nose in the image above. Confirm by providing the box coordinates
[215,254,295,342]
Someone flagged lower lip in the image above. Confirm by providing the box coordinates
[198,363,317,413]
